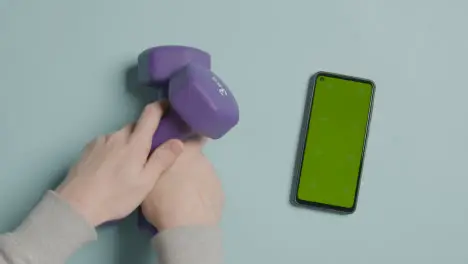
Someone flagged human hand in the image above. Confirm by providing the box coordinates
[56,102,184,227]
[141,138,224,231]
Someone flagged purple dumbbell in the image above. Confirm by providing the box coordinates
[138,46,239,150]
[136,46,239,233]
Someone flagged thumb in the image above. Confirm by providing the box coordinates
[144,139,184,179]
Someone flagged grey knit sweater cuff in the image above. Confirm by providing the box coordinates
[0,191,97,264]
[153,225,223,264]
[0,192,223,264]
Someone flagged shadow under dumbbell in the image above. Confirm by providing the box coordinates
[124,64,169,112]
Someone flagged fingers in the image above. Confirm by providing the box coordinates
[131,101,167,153]
[106,123,135,143]
[143,139,184,180]
[118,123,135,138]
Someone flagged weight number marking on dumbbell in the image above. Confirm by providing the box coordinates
[212,76,228,96]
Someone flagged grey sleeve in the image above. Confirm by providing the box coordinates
[152,226,223,264]
[0,191,97,264]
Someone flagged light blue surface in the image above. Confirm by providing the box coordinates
[1,0,468,263]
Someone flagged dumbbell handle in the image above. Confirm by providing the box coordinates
[151,109,194,150]
[138,109,195,234]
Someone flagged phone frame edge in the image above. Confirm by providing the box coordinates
[290,71,376,214]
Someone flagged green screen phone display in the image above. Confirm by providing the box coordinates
[295,73,374,212]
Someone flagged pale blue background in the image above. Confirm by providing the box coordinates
[1,0,468,263]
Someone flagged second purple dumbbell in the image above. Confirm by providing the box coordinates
[137,46,239,233]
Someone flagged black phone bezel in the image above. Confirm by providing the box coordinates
[290,71,376,214]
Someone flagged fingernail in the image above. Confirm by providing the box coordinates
[168,140,183,155]
[143,104,155,115]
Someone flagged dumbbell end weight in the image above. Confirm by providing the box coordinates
[168,64,240,139]
[138,46,211,86]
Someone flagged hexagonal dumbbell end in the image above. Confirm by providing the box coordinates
[137,45,211,86]
[150,63,239,149]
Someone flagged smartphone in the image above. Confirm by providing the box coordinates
[291,71,375,213]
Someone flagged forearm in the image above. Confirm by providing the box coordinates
[152,226,223,264]
[0,191,97,264]
[0,191,223,264]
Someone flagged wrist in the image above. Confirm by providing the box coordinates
[55,188,103,227]
[6,191,98,263]
[141,205,220,231]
